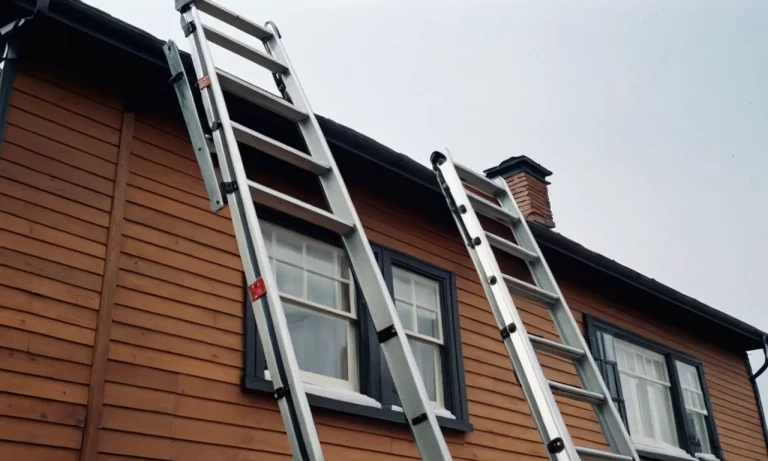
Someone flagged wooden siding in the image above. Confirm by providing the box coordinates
[0,67,122,461]
[0,61,766,461]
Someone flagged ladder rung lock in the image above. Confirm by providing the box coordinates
[575,446,634,461]
[247,180,354,235]
[231,122,330,175]
[529,335,585,360]
[376,325,397,344]
[217,70,307,122]
[466,190,520,224]
[547,437,565,454]
[499,323,517,339]
[411,413,428,426]
[195,0,273,41]
[485,231,539,262]
[454,161,505,197]
[203,24,288,73]
[274,386,288,400]
[503,275,559,304]
[549,381,605,405]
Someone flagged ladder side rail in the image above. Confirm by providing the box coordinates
[432,152,578,461]
[263,25,452,461]
[178,6,324,460]
[164,40,223,213]
[494,179,638,459]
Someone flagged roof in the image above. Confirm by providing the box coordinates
[5,0,766,350]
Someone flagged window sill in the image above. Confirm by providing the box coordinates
[242,376,473,433]
[636,446,700,461]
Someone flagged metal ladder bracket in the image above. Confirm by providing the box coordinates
[163,40,224,213]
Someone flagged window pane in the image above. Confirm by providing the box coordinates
[634,378,656,438]
[393,269,411,298]
[688,410,712,454]
[600,332,616,361]
[615,338,679,448]
[275,261,303,298]
[415,278,439,310]
[396,300,413,331]
[275,232,303,265]
[417,307,439,339]
[307,272,338,310]
[262,227,273,254]
[410,339,438,402]
[676,361,708,413]
[284,303,350,380]
[338,254,350,280]
[653,383,678,446]
[306,244,334,275]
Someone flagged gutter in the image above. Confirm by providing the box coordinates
[0,0,49,150]
[750,334,768,448]
[747,348,768,452]
[530,223,767,349]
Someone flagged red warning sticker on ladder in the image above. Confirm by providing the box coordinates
[248,278,266,302]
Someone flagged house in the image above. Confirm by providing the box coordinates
[0,1,766,460]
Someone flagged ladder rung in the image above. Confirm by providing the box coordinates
[247,180,354,235]
[485,231,539,262]
[466,190,520,224]
[195,0,273,41]
[232,122,330,175]
[576,446,634,461]
[530,335,585,361]
[503,274,559,304]
[455,161,506,197]
[549,381,605,405]
[218,70,307,122]
[203,25,288,73]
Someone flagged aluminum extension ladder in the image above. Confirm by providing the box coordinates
[431,150,638,461]
[163,1,452,460]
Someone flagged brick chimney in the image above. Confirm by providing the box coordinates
[484,156,555,228]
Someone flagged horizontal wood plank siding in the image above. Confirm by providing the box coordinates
[0,68,122,461]
[2,57,766,461]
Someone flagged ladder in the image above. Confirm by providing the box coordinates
[431,150,638,461]
[163,1,452,460]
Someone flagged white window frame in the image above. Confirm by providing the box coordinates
[676,361,713,457]
[262,222,358,391]
[614,338,691,457]
[392,267,445,409]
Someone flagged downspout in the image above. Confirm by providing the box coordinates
[0,0,49,150]
[749,334,768,452]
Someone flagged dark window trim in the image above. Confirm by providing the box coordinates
[585,315,723,460]
[242,215,471,433]
[372,242,470,423]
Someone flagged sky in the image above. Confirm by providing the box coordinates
[84,0,768,417]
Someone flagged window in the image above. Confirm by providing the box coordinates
[676,361,713,456]
[242,220,471,432]
[587,316,722,460]
[393,267,444,407]
[614,339,679,450]
[261,223,357,389]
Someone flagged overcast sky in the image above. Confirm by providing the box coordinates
[85,0,768,413]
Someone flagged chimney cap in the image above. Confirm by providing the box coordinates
[484,155,552,184]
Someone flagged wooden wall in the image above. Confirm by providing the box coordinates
[0,66,123,460]
[0,59,766,461]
